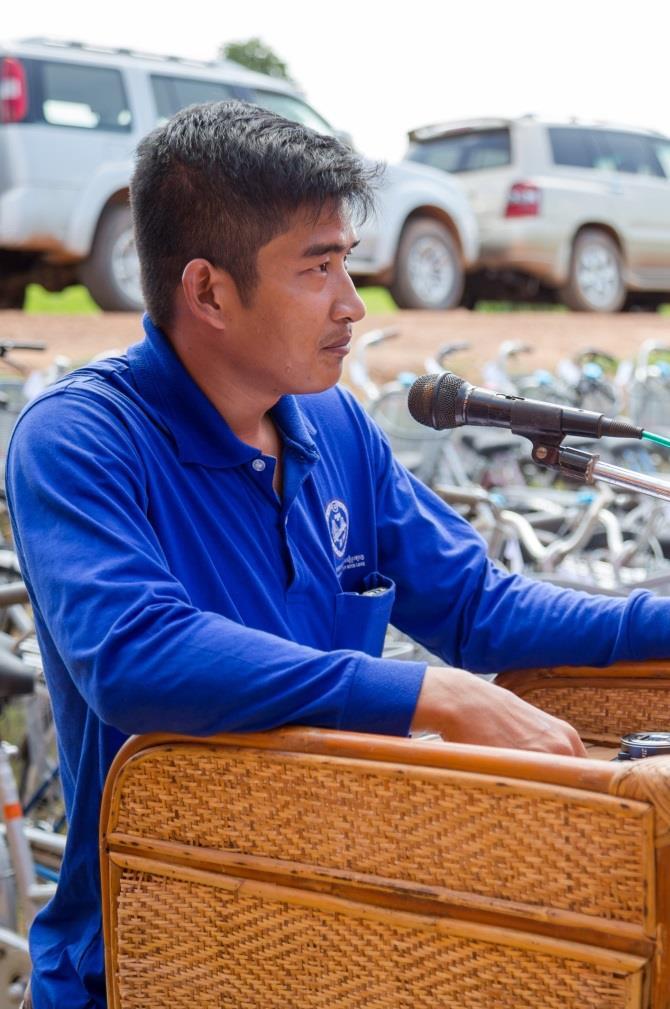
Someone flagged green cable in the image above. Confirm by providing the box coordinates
[642,430,670,449]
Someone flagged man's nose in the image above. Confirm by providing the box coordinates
[332,270,366,323]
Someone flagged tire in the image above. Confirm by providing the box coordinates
[623,293,663,313]
[0,286,27,310]
[390,218,464,310]
[459,275,478,310]
[80,204,144,312]
[560,228,626,312]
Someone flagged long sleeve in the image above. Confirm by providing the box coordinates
[6,389,425,738]
[370,424,670,672]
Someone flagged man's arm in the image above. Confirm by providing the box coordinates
[325,394,668,754]
[6,390,425,739]
[365,418,670,674]
[5,389,610,757]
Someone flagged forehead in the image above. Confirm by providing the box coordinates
[264,202,358,259]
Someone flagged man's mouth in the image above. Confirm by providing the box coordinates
[322,331,352,354]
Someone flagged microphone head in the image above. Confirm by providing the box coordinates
[408,371,467,429]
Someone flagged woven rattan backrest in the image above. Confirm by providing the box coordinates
[100,726,670,1009]
[497,660,670,745]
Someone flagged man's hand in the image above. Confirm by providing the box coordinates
[411,666,588,757]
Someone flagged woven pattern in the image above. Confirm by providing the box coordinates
[612,756,670,837]
[114,870,634,1009]
[520,686,670,737]
[115,748,647,922]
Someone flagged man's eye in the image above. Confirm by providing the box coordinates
[318,262,329,273]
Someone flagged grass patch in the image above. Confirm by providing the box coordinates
[23,282,670,317]
[24,283,396,317]
[476,300,567,313]
[358,286,397,314]
[25,284,100,315]
[358,290,569,314]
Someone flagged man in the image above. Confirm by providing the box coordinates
[7,101,670,1008]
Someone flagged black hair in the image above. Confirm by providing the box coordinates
[130,100,382,328]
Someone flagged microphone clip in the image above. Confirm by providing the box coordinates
[530,439,599,484]
[529,435,670,504]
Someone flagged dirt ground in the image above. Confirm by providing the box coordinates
[0,309,669,389]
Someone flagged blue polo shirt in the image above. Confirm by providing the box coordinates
[7,315,670,1008]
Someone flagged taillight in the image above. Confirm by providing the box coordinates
[505,182,541,218]
[0,58,28,124]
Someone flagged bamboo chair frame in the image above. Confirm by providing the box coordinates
[100,660,670,1009]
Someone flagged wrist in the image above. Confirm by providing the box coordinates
[410,665,474,737]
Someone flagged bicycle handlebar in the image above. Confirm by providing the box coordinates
[355,326,400,351]
[0,342,47,356]
[575,348,619,367]
[435,482,618,573]
[498,340,533,361]
[0,648,34,699]
[349,327,402,402]
[0,582,29,606]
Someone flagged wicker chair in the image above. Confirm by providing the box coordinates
[100,660,670,1009]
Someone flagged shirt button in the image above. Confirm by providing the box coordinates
[252,458,266,472]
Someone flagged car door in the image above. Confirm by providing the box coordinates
[597,129,670,287]
[543,126,625,240]
[7,57,134,246]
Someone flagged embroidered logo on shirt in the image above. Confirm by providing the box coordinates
[325,499,349,558]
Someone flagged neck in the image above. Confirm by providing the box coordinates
[167,318,278,452]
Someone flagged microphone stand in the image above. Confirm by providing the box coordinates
[530,440,670,503]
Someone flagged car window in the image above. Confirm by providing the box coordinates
[549,126,665,177]
[151,74,237,123]
[600,130,664,178]
[548,127,601,168]
[31,60,131,131]
[651,139,670,179]
[249,89,335,134]
[407,128,511,173]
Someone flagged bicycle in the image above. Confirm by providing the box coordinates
[0,618,63,1009]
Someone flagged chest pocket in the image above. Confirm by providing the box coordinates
[332,573,396,657]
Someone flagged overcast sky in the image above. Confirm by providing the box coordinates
[5,0,670,161]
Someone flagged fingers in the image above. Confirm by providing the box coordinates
[558,720,588,758]
[411,666,588,757]
[529,712,588,758]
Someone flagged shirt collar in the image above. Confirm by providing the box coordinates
[127,314,318,468]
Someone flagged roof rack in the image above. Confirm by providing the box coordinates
[407,113,666,143]
[408,117,510,142]
[17,37,222,69]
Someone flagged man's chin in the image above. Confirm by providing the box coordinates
[297,362,344,396]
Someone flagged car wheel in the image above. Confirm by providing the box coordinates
[390,218,464,310]
[560,228,626,312]
[80,204,144,312]
[0,284,27,310]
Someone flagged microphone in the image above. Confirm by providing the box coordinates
[407,371,643,441]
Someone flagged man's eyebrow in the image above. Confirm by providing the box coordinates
[301,238,360,258]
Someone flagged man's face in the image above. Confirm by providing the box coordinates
[223,202,366,398]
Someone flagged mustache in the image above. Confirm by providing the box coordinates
[321,327,352,349]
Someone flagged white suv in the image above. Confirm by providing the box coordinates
[0,38,478,311]
[407,115,670,312]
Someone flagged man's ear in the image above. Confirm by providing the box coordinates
[180,259,238,329]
